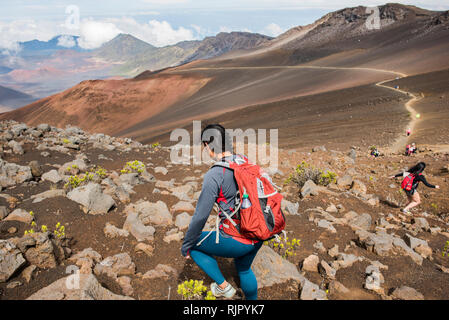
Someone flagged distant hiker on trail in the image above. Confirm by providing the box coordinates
[405,143,417,156]
[181,124,285,300]
[370,146,380,158]
[390,162,439,215]
[406,128,411,136]
[405,144,412,156]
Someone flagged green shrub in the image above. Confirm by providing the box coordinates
[264,235,300,259]
[177,280,215,300]
[287,161,336,188]
[121,160,145,174]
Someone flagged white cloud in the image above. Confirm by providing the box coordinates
[218,26,252,33]
[0,19,61,51]
[102,17,196,47]
[261,23,284,37]
[57,35,76,48]
[77,19,122,49]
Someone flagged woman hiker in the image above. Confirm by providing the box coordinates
[181,124,263,300]
[390,162,440,214]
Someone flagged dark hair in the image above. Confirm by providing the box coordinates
[409,162,426,174]
[201,124,233,154]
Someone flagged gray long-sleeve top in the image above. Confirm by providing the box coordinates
[181,155,238,256]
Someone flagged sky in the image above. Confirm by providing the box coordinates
[0,0,448,51]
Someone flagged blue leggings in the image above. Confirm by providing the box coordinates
[190,231,263,300]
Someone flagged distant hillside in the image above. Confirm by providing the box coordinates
[19,35,86,56]
[182,32,273,63]
[0,85,32,102]
[98,32,273,76]
[0,85,35,110]
[93,34,156,63]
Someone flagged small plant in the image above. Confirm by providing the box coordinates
[442,241,449,257]
[264,235,301,259]
[54,222,65,238]
[94,166,107,178]
[430,203,438,214]
[177,279,215,300]
[287,161,336,188]
[121,160,145,174]
[62,138,71,144]
[24,218,66,239]
[64,172,95,190]
[151,142,161,149]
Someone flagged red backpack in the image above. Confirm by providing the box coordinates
[401,173,420,191]
[197,155,286,245]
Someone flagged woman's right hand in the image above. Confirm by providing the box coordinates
[435,185,440,189]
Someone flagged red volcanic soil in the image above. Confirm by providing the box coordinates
[0,73,210,136]
[116,66,400,142]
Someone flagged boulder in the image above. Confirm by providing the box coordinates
[117,276,134,296]
[301,180,319,198]
[299,279,327,300]
[364,265,384,294]
[356,229,394,256]
[403,234,428,250]
[328,280,350,295]
[175,212,192,230]
[317,219,337,233]
[59,159,87,176]
[302,254,320,272]
[252,245,305,288]
[171,201,195,214]
[390,286,424,300]
[392,238,423,265]
[325,204,338,214]
[163,228,184,243]
[282,199,300,215]
[31,189,65,203]
[29,161,43,177]
[104,223,129,238]
[134,200,173,226]
[118,173,141,186]
[318,260,337,280]
[41,170,63,184]
[67,183,115,215]
[337,175,353,189]
[94,253,136,279]
[0,240,26,282]
[134,243,154,257]
[154,167,168,175]
[333,253,363,269]
[142,264,178,280]
[0,206,8,220]
[351,180,367,195]
[349,213,372,231]
[8,140,24,155]
[411,217,430,232]
[123,211,155,242]
[26,274,133,300]
[4,208,34,224]
[0,159,33,187]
